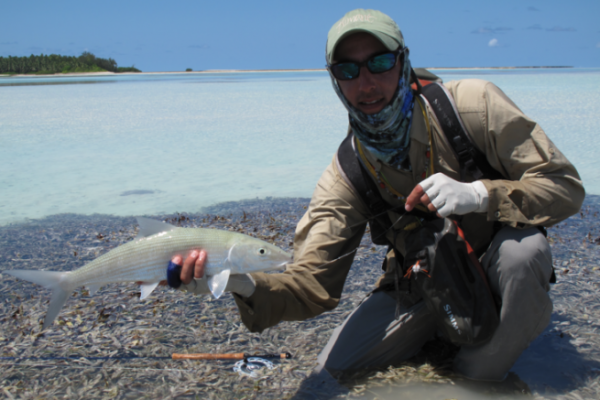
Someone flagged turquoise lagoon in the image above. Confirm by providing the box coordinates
[1,68,599,226]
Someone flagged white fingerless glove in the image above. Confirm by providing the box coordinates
[420,173,489,218]
[180,274,256,298]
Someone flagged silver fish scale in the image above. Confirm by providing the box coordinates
[66,228,247,288]
[5,220,291,330]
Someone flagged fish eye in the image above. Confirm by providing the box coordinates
[258,248,266,255]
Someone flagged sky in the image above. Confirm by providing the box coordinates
[1,0,598,72]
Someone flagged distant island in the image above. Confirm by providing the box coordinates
[0,52,141,75]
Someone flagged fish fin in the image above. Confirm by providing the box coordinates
[207,269,230,299]
[4,269,67,288]
[87,284,101,296]
[45,289,70,330]
[3,269,71,330]
[225,243,238,268]
[139,282,160,300]
[135,217,177,239]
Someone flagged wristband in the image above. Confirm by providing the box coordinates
[167,261,183,288]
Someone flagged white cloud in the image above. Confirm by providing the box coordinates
[597,43,600,48]
[472,27,493,34]
[527,24,543,30]
[547,26,576,32]
[489,38,499,47]
[472,27,512,35]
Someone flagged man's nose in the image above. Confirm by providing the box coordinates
[357,66,376,91]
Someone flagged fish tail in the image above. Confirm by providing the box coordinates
[4,269,71,330]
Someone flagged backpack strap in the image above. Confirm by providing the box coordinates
[336,134,394,245]
[335,80,505,248]
[420,82,504,181]
[336,134,434,246]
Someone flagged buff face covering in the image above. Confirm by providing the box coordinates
[329,49,415,169]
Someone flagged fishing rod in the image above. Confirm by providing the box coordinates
[1,352,293,378]
[0,352,292,362]
[315,211,415,268]
[172,352,292,361]
[0,355,169,361]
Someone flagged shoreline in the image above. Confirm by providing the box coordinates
[2,193,599,228]
[0,65,575,78]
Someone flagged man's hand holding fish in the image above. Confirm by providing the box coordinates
[165,251,256,298]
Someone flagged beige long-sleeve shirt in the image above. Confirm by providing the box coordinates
[233,79,584,333]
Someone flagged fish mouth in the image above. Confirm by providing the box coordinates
[266,259,291,271]
[279,252,293,269]
[259,249,292,271]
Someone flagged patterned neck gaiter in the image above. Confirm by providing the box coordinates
[329,51,415,168]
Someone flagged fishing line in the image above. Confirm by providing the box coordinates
[0,203,420,380]
[0,355,171,361]
[311,212,414,269]
[1,198,421,348]
[0,363,198,373]
[1,353,291,374]
[0,356,226,374]
[294,172,436,272]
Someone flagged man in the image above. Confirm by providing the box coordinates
[172,9,584,382]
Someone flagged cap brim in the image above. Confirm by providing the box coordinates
[327,29,400,64]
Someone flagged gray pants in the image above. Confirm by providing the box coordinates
[316,226,554,382]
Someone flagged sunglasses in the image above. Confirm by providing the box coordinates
[328,48,406,81]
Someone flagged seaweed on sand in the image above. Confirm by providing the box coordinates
[1,195,600,399]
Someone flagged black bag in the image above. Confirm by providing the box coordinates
[403,218,499,346]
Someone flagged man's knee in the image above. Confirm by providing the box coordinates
[320,293,436,375]
[454,227,555,381]
[487,227,553,290]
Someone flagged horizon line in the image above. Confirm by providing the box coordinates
[0,65,577,78]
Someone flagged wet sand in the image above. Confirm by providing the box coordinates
[1,195,599,399]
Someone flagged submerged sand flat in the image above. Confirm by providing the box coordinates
[1,195,599,399]
[0,66,572,79]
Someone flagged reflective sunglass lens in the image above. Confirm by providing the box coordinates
[330,51,399,80]
[368,53,397,73]
[332,63,359,80]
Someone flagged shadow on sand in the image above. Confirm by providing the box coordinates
[290,311,600,399]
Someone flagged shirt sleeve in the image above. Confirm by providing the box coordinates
[447,79,584,228]
[232,160,369,332]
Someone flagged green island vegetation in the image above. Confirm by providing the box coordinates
[0,52,141,75]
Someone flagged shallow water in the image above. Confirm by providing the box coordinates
[1,68,599,226]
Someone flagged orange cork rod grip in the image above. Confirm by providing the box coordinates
[172,353,245,360]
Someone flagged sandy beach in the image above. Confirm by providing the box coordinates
[0,69,326,78]
[0,65,574,79]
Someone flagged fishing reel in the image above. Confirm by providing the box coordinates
[233,357,276,378]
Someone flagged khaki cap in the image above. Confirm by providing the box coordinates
[326,9,405,64]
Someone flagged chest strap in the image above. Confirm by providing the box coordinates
[420,82,504,181]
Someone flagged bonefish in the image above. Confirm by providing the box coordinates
[3,217,292,330]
